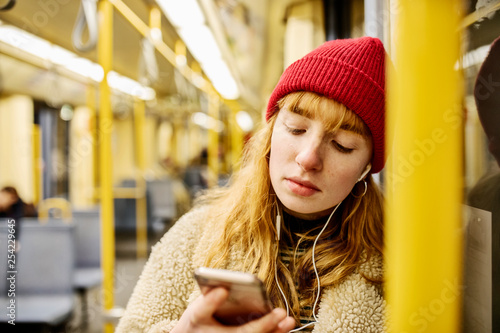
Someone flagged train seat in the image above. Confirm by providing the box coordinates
[0,220,76,327]
[72,209,102,290]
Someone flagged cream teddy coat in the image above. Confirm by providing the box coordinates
[116,206,386,333]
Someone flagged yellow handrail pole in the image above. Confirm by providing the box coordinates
[226,100,243,172]
[110,0,211,94]
[98,1,116,332]
[149,6,162,32]
[207,92,220,187]
[462,2,500,29]
[134,98,148,258]
[87,84,98,204]
[386,1,463,333]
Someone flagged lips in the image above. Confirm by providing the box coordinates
[286,177,320,197]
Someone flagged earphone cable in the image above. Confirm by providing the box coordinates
[275,201,342,332]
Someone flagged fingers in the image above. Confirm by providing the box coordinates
[277,315,296,332]
[186,289,296,333]
[239,308,296,333]
[191,287,229,324]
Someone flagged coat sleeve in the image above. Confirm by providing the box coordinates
[115,206,208,333]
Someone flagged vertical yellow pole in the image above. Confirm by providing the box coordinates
[134,98,148,258]
[174,40,188,90]
[32,124,41,205]
[175,40,186,54]
[226,101,243,172]
[87,85,98,204]
[149,6,162,32]
[207,92,219,187]
[98,1,115,332]
[170,119,178,166]
[386,1,463,333]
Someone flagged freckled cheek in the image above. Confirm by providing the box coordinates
[271,135,297,163]
[325,163,360,185]
[269,142,286,176]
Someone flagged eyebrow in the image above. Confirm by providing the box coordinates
[289,104,306,115]
[288,104,360,134]
[339,124,357,132]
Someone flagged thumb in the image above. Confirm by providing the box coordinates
[193,287,229,321]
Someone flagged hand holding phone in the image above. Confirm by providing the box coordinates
[170,284,296,333]
[194,267,273,326]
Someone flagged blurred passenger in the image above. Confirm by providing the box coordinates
[468,35,500,331]
[0,186,37,221]
[117,37,387,333]
[0,186,37,250]
[183,148,208,199]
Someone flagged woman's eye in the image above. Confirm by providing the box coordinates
[286,126,305,135]
[333,141,354,153]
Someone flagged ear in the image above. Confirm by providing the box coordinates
[357,163,372,182]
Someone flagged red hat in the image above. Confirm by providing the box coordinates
[266,37,386,173]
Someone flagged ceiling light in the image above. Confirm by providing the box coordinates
[156,0,205,28]
[177,25,221,64]
[0,23,154,100]
[107,72,156,101]
[236,110,254,132]
[192,111,224,132]
[156,0,240,100]
[204,59,239,100]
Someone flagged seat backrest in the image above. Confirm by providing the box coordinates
[73,209,101,268]
[0,219,75,295]
[147,178,176,220]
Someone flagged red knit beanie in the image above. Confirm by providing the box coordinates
[266,37,386,174]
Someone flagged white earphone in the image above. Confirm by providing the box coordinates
[272,163,371,330]
[357,164,372,182]
[274,202,342,332]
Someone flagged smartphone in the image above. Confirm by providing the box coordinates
[193,267,273,326]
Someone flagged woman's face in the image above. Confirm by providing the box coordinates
[269,101,373,220]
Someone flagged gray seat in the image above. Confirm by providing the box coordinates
[72,209,102,289]
[114,179,154,231]
[114,178,177,233]
[0,219,75,326]
[147,178,177,230]
[72,209,102,329]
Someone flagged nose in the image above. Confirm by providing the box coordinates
[295,139,323,171]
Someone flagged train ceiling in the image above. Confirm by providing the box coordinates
[0,0,295,114]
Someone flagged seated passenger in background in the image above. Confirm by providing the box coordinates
[0,186,37,221]
[0,186,37,249]
[117,37,388,333]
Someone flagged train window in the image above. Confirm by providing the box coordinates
[35,101,70,200]
[463,4,500,330]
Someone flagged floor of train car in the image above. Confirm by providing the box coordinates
[2,226,170,333]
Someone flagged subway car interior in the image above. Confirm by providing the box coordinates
[0,0,499,332]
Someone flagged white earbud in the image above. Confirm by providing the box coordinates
[357,164,371,182]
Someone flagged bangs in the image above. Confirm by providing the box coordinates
[277,92,371,137]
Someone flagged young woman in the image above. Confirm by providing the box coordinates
[116,36,387,333]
